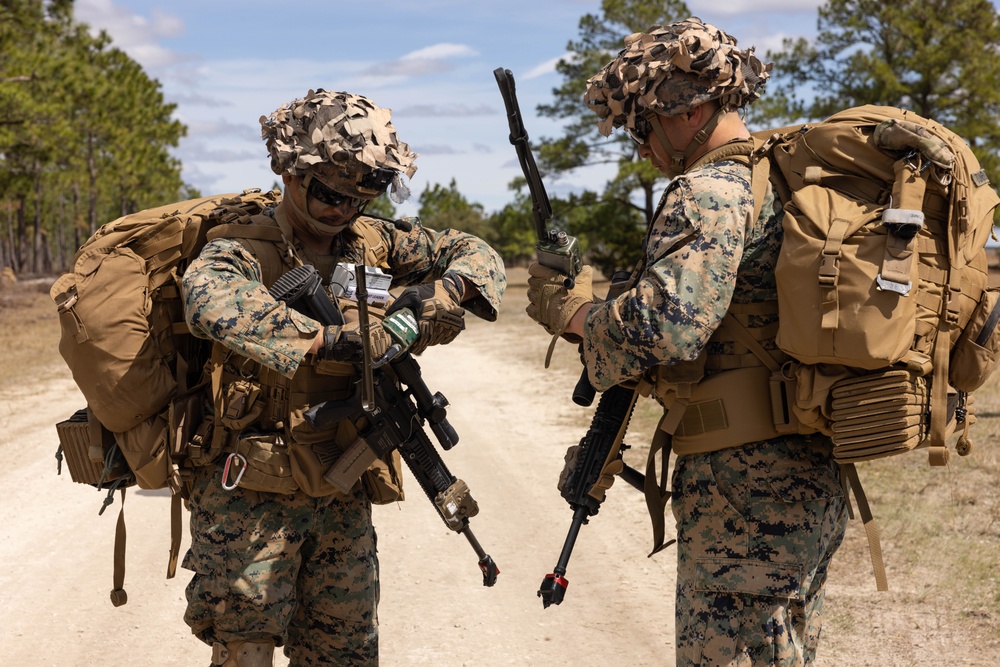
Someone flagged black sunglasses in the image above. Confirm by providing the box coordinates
[306,176,368,209]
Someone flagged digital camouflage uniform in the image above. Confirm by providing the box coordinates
[181,214,504,666]
[179,88,505,667]
[539,18,849,667]
[581,160,847,665]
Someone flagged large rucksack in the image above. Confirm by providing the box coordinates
[50,188,282,606]
[754,106,1000,464]
[751,106,1000,588]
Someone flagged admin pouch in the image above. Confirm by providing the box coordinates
[50,189,281,606]
[753,105,1000,589]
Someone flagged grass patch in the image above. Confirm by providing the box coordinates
[0,278,64,388]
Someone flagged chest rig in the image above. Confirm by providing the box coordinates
[190,213,394,498]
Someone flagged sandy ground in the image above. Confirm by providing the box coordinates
[0,313,675,666]
[1,287,996,666]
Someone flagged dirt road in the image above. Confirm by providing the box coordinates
[2,285,996,666]
[0,308,676,667]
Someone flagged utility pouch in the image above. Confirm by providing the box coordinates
[324,437,405,504]
[225,432,298,494]
[114,413,171,490]
[185,411,221,467]
[361,450,405,505]
[950,287,1000,392]
[220,379,265,430]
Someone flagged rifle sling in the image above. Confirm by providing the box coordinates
[644,417,676,558]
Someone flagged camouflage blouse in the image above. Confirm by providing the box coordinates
[582,159,783,390]
[183,212,506,377]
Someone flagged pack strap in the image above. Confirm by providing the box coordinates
[876,159,930,295]
[840,463,889,591]
[207,223,285,243]
[168,493,182,579]
[110,488,129,607]
[716,312,782,373]
[351,217,391,267]
[818,217,852,331]
[928,287,957,466]
[643,417,676,557]
[685,138,771,226]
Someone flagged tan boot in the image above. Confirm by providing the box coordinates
[211,640,275,667]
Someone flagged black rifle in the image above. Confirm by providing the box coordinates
[537,384,645,607]
[269,265,500,587]
[494,66,595,407]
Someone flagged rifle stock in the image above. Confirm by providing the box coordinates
[269,265,499,587]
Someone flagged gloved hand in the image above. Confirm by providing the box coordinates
[386,276,466,355]
[556,444,621,502]
[526,263,594,338]
[318,322,392,364]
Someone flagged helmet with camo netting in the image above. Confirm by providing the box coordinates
[584,17,772,138]
[260,89,418,202]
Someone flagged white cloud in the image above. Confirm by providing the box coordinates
[73,0,187,68]
[176,143,261,163]
[180,118,258,140]
[402,43,479,61]
[360,43,480,79]
[523,54,569,80]
[689,0,824,15]
[413,144,460,156]
[395,104,493,118]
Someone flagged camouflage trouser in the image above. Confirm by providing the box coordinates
[671,436,848,667]
[182,465,379,666]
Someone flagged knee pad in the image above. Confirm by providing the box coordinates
[211,639,275,667]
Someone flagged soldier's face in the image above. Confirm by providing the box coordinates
[284,174,366,232]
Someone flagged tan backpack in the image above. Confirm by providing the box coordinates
[746,106,1000,590]
[754,106,1000,466]
[50,188,282,605]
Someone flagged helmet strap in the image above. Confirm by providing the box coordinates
[649,105,728,176]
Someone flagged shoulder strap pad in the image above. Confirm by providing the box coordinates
[350,217,390,268]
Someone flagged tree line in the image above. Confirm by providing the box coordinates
[4,0,1000,279]
[1,0,189,276]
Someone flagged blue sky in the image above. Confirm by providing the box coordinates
[74,0,826,217]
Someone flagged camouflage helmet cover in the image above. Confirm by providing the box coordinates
[260,89,418,199]
[584,17,772,138]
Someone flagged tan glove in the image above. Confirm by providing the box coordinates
[556,444,622,502]
[386,277,466,355]
[557,445,581,494]
[526,263,594,337]
[317,322,391,365]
